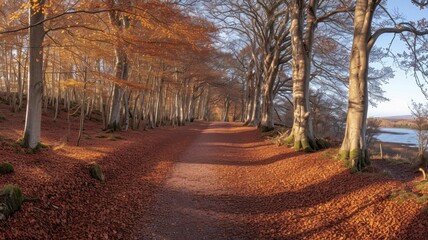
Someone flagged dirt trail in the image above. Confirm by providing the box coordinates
[140,122,428,239]
[141,122,253,239]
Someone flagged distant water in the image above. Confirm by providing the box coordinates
[375,128,418,147]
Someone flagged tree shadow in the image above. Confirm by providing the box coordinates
[397,206,428,239]
[145,168,394,239]
[159,170,390,215]
[179,150,303,166]
[286,195,388,239]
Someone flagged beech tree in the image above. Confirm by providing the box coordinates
[107,0,131,131]
[209,0,292,128]
[284,0,319,151]
[284,0,355,151]
[23,0,45,149]
[340,0,428,171]
[0,0,219,146]
[257,1,291,131]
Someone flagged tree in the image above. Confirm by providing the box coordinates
[340,0,428,171]
[284,0,354,151]
[409,101,428,165]
[285,0,319,151]
[0,0,219,148]
[22,0,45,149]
[208,0,291,128]
[107,0,130,131]
[257,1,291,131]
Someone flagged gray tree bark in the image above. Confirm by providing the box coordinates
[340,0,375,170]
[23,0,45,149]
[285,0,318,152]
[107,0,130,131]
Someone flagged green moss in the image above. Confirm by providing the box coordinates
[14,138,50,154]
[294,140,301,151]
[417,194,428,203]
[284,135,294,145]
[320,148,338,160]
[0,162,14,174]
[347,149,371,171]
[301,140,313,153]
[340,150,349,161]
[349,149,360,161]
[31,142,50,153]
[343,159,353,168]
[89,163,105,182]
[95,135,107,139]
[416,180,428,192]
[0,184,23,220]
[390,189,418,202]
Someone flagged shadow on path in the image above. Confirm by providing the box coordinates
[139,122,393,239]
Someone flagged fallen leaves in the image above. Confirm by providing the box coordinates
[0,106,427,239]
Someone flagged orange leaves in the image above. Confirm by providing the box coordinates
[63,79,85,89]
[102,0,216,61]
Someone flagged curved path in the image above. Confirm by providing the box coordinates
[139,122,427,239]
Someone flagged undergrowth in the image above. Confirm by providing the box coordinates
[390,180,428,203]
[15,138,50,154]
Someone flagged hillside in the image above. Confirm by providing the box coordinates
[375,117,416,129]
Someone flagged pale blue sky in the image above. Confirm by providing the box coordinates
[368,1,428,117]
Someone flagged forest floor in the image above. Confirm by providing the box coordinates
[0,105,428,239]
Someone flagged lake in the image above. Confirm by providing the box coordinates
[375,128,418,147]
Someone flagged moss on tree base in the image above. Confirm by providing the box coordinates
[339,148,370,172]
[284,135,294,146]
[15,138,50,154]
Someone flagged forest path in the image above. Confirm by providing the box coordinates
[140,122,270,239]
[138,122,427,240]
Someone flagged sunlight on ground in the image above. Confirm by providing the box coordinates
[53,146,111,163]
[27,167,52,182]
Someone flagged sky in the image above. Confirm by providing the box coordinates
[368,1,428,117]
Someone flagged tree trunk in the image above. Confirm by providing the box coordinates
[286,0,318,152]
[108,49,127,130]
[260,54,280,132]
[123,89,130,131]
[223,96,230,122]
[23,0,45,149]
[77,67,88,146]
[107,2,130,131]
[340,0,376,171]
[250,64,263,126]
[244,59,255,125]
